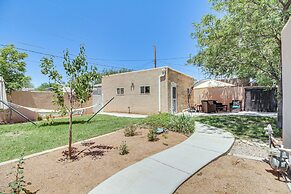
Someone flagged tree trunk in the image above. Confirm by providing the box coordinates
[68,88,73,159]
[277,40,283,130]
[68,107,73,158]
[277,83,283,131]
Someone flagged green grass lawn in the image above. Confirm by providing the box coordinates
[195,115,281,140]
[0,115,141,162]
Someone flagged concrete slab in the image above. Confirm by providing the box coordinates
[89,123,235,194]
[89,158,189,194]
[99,112,148,118]
[149,144,221,174]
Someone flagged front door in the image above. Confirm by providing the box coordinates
[171,83,177,114]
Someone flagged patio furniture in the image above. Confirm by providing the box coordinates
[213,101,228,112]
[265,125,291,181]
[196,104,203,112]
[229,100,242,112]
[201,100,216,113]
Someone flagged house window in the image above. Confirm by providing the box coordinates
[117,88,124,95]
[140,86,150,94]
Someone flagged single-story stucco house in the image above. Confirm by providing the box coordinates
[102,67,195,115]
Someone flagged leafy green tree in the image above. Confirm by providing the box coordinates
[35,82,55,91]
[23,77,34,88]
[0,45,31,93]
[189,0,291,128]
[40,46,100,158]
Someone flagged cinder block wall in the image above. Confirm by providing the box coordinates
[282,18,291,148]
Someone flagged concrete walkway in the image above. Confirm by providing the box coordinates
[179,111,277,118]
[89,123,235,194]
[99,112,148,118]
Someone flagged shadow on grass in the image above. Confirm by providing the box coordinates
[39,120,86,127]
[195,116,281,140]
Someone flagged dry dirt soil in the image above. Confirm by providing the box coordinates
[175,155,290,194]
[0,128,186,194]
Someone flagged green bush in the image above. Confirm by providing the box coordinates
[169,114,195,135]
[143,113,195,135]
[147,129,158,141]
[119,141,129,155]
[143,113,172,129]
[124,125,137,137]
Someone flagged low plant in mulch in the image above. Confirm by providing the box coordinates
[0,157,39,194]
[119,141,129,155]
[124,125,138,137]
[147,129,158,142]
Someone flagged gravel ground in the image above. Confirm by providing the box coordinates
[229,138,270,159]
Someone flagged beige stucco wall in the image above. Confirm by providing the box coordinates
[193,87,245,110]
[282,18,291,148]
[0,106,38,124]
[102,67,194,114]
[10,91,93,112]
[167,69,194,113]
[102,68,169,114]
[2,90,93,123]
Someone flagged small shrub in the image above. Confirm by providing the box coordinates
[162,134,168,139]
[124,125,137,137]
[119,141,129,155]
[43,114,54,125]
[143,113,195,136]
[147,129,158,141]
[37,115,43,121]
[8,156,38,194]
[169,114,195,135]
[143,113,172,129]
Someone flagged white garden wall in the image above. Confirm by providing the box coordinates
[282,18,291,148]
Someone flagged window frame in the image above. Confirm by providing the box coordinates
[116,87,125,96]
[140,85,151,95]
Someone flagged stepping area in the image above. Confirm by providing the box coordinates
[89,123,235,194]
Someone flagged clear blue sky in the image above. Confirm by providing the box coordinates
[0,0,213,87]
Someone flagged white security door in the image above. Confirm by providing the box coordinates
[171,83,177,114]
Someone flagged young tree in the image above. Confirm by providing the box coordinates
[189,0,291,128]
[40,46,100,158]
[0,45,31,93]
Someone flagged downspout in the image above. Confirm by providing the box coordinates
[158,68,166,113]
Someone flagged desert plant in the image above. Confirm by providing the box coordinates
[143,113,172,129]
[147,129,158,142]
[124,125,137,137]
[143,113,195,136]
[119,141,129,155]
[43,114,54,125]
[36,115,43,121]
[8,157,38,194]
[169,114,195,135]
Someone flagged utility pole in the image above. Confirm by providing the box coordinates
[154,45,157,68]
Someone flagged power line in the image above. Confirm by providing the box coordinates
[0,43,132,69]
[0,43,189,62]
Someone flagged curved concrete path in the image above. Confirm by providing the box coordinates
[89,123,235,194]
